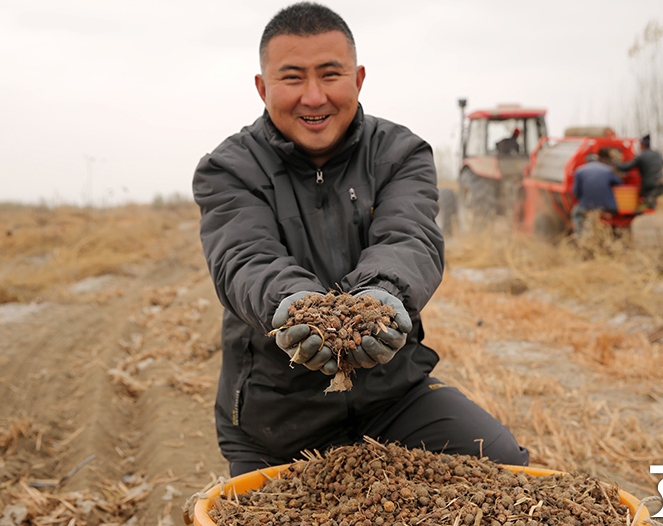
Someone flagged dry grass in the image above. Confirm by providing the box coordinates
[423,285,663,496]
[0,418,44,455]
[447,220,663,322]
[2,201,662,516]
[0,471,164,526]
[0,202,199,304]
[426,223,663,498]
[436,277,662,379]
[0,216,222,524]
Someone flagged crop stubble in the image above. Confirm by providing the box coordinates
[210,440,632,526]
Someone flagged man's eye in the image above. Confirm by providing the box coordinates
[323,71,340,78]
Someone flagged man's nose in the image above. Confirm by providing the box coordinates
[300,78,327,106]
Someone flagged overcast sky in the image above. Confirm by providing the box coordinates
[1,0,662,206]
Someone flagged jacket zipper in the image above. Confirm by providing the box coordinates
[232,389,240,425]
[315,168,325,208]
[349,187,359,224]
[314,167,344,278]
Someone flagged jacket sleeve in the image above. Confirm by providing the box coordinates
[341,131,444,316]
[192,142,327,334]
[616,155,641,172]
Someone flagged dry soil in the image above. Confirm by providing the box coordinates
[0,205,661,526]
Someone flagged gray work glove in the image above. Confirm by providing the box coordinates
[272,291,338,376]
[347,288,413,368]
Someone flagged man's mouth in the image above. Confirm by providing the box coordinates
[301,115,329,124]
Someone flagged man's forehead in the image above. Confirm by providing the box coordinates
[263,31,356,69]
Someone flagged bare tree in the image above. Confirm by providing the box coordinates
[622,20,663,146]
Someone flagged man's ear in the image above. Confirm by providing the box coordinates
[355,65,366,94]
[255,74,267,103]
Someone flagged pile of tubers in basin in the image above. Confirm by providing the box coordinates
[210,438,632,526]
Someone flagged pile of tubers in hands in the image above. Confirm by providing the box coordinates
[270,291,399,392]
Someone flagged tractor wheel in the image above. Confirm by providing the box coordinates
[437,187,458,238]
[533,211,566,242]
[532,190,568,242]
[511,185,526,230]
[457,168,498,234]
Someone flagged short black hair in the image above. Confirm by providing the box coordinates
[597,148,612,160]
[259,2,356,70]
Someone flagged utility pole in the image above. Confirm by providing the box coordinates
[457,98,467,176]
[83,153,96,207]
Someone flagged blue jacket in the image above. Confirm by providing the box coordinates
[572,161,621,211]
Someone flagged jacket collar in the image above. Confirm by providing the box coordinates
[261,104,365,169]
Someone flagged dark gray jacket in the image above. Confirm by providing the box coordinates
[193,107,445,463]
[617,148,663,193]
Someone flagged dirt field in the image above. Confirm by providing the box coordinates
[1,203,662,525]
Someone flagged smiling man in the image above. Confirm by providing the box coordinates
[193,2,529,477]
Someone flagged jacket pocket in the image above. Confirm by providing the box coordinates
[342,182,371,250]
[225,329,253,427]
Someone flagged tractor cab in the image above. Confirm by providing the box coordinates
[461,104,548,181]
[455,101,548,232]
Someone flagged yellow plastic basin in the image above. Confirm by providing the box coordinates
[613,185,639,214]
[193,463,650,526]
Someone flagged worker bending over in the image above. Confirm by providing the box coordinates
[571,148,622,234]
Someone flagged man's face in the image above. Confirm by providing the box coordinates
[255,31,366,166]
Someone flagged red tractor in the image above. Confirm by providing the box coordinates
[445,100,658,242]
[453,101,548,233]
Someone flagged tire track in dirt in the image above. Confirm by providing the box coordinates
[1,223,227,523]
[123,271,226,521]
[87,245,227,521]
[0,288,138,488]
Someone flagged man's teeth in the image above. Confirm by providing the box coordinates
[302,116,327,123]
